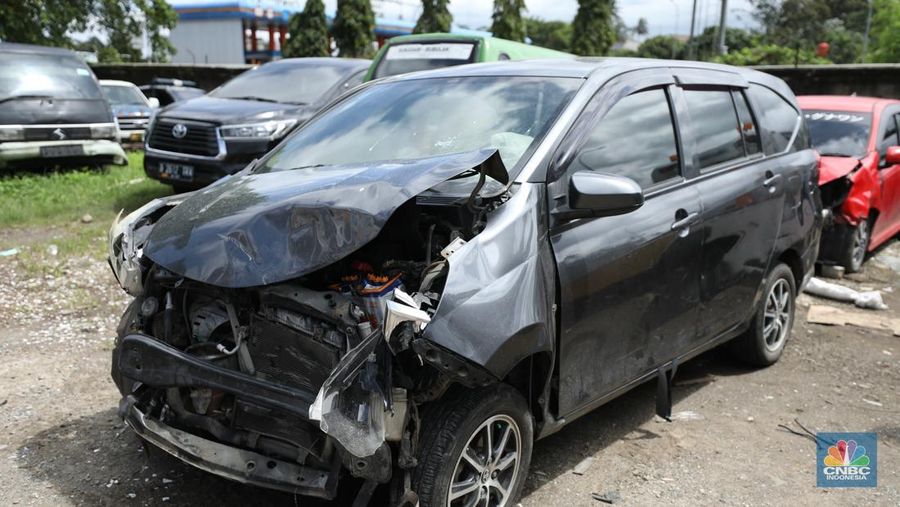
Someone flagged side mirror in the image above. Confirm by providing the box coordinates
[567,171,644,218]
[886,146,900,166]
[148,97,160,108]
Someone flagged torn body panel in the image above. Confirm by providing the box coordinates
[423,183,556,380]
[819,153,879,226]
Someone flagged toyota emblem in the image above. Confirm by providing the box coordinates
[171,123,188,139]
[52,128,66,140]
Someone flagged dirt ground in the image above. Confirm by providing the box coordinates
[1,232,899,506]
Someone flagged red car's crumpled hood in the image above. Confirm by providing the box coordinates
[819,156,861,185]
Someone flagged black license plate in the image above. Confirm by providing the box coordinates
[40,145,84,158]
[159,162,195,182]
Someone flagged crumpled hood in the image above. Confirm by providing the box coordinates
[819,155,861,185]
[143,149,507,288]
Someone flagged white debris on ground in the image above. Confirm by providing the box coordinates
[803,277,888,310]
[0,253,128,352]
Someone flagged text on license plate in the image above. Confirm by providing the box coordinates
[159,162,194,182]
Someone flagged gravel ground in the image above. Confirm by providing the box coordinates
[0,233,898,506]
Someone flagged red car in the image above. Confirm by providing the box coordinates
[799,95,900,272]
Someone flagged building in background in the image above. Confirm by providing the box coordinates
[169,1,489,64]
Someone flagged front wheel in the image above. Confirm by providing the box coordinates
[413,385,533,507]
[732,262,796,367]
[840,219,870,273]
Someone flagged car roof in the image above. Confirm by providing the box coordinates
[797,95,900,113]
[100,79,139,88]
[378,57,790,91]
[0,42,78,57]
[266,57,371,72]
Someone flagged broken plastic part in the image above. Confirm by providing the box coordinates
[383,300,431,351]
[440,237,467,259]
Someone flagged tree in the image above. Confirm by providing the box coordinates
[414,0,452,34]
[715,44,830,65]
[284,0,330,57]
[821,18,863,64]
[695,26,753,60]
[637,35,685,59]
[490,0,527,42]
[634,17,648,37]
[0,0,176,62]
[869,0,900,63]
[332,0,375,57]
[570,0,616,56]
[524,17,571,51]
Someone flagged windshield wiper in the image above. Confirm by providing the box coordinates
[225,95,279,103]
[0,94,55,104]
[818,152,854,158]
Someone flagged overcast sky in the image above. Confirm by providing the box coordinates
[172,0,760,37]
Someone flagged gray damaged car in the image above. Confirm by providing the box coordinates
[108,59,821,506]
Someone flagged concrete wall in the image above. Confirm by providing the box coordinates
[90,63,251,92]
[169,19,246,65]
[755,64,900,99]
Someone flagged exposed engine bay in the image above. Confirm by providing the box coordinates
[107,150,516,500]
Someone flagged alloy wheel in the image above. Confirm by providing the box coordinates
[762,278,792,352]
[851,220,869,269]
[448,414,521,507]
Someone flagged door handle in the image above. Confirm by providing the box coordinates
[671,210,700,231]
[763,172,782,190]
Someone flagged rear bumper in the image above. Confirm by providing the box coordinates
[0,140,127,169]
[120,401,338,497]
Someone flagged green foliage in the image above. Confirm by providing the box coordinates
[0,0,176,62]
[0,152,170,229]
[525,17,571,51]
[869,0,900,63]
[821,19,863,64]
[570,0,616,56]
[284,0,330,57]
[714,44,831,66]
[332,0,376,58]
[490,0,527,42]
[638,35,686,60]
[414,0,453,34]
[694,26,753,60]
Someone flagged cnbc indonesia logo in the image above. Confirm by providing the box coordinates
[817,432,877,487]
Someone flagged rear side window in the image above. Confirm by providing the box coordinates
[571,88,680,189]
[747,84,801,154]
[683,89,745,170]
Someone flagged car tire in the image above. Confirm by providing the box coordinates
[413,385,533,507]
[839,219,870,273]
[732,262,796,367]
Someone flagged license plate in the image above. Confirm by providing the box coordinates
[159,162,194,182]
[40,145,84,158]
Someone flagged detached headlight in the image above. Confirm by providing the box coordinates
[219,119,297,140]
[0,126,25,141]
[91,123,118,139]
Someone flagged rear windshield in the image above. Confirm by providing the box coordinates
[373,42,477,79]
[209,62,348,105]
[804,110,872,158]
[0,52,102,101]
[102,84,147,106]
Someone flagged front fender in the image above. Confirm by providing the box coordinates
[839,153,880,224]
[423,183,555,379]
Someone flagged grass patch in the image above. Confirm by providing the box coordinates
[0,151,171,229]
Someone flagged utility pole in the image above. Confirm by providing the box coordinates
[687,0,698,60]
[862,0,873,62]
[716,0,728,55]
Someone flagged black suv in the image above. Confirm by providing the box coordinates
[109,59,822,506]
[143,58,369,190]
[139,78,205,107]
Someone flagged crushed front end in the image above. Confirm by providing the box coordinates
[106,151,508,499]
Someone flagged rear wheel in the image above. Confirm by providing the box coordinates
[840,219,870,273]
[413,385,532,507]
[732,263,795,367]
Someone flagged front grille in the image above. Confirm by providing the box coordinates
[23,126,92,141]
[118,117,150,130]
[148,118,219,156]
